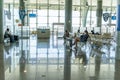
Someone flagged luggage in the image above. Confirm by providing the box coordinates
[14,35,19,41]
[10,35,14,42]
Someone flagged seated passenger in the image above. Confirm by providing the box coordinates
[80,30,89,43]
[63,30,69,39]
[91,30,100,35]
[4,28,11,38]
[91,30,94,34]
[4,28,14,42]
[73,30,90,48]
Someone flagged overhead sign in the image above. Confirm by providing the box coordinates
[29,14,37,17]
[103,13,109,22]
[19,9,26,20]
[111,16,116,20]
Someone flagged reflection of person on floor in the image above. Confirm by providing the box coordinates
[4,45,10,54]
[76,51,87,65]
[20,54,26,72]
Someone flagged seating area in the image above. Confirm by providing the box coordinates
[4,35,19,43]
[64,32,114,57]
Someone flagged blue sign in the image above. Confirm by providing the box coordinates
[111,16,116,20]
[19,9,26,20]
[29,14,37,17]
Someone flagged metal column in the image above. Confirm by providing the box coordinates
[116,0,120,59]
[19,0,25,25]
[0,0,4,43]
[0,1,5,79]
[64,1,72,79]
[65,0,72,32]
[0,44,5,80]
[96,0,102,34]
[114,1,120,80]
[114,60,120,80]
[0,0,5,76]
[19,0,25,63]
[64,49,71,80]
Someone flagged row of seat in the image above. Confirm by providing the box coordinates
[4,35,19,43]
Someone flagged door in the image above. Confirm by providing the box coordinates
[52,23,64,38]
[52,23,64,48]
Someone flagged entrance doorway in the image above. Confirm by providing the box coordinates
[52,23,64,38]
[52,23,64,48]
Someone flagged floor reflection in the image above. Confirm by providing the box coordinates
[64,47,72,80]
[114,59,120,80]
[19,52,26,73]
[1,35,117,80]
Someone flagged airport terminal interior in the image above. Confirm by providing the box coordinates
[0,0,120,80]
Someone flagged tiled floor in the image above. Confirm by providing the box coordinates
[0,34,120,80]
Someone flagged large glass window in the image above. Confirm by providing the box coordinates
[4,0,117,34]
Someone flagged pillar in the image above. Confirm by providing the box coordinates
[19,0,25,25]
[19,0,25,53]
[95,55,101,80]
[64,49,71,80]
[65,0,72,32]
[116,0,120,59]
[64,1,72,79]
[96,0,102,34]
[0,1,5,79]
[0,0,4,43]
[0,44,5,80]
[115,1,120,80]
[114,60,120,80]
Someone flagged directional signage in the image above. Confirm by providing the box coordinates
[19,9,26,20]
[111,16,116,20]
[29,14,37,17]
[103,13,109,22]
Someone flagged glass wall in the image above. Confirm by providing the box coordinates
[3,0,117,65]
[3,0,117,34]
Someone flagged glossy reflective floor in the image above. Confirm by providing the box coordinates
[1,34,120,80]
